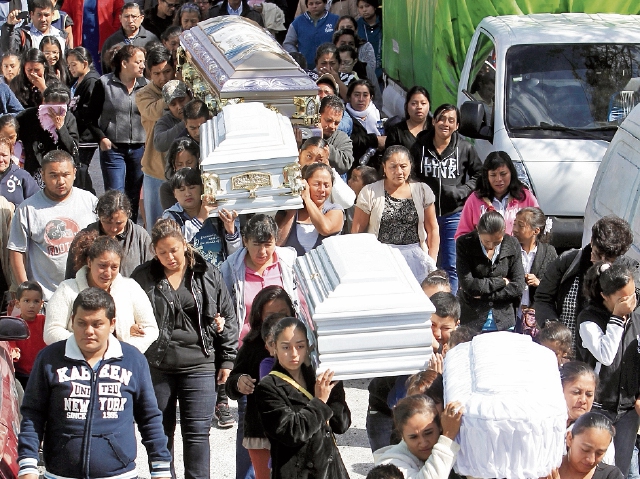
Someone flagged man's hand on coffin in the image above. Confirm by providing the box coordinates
[100,138,112,151]
[217,368,231,385]
[613,293,636,319]
[440,401,463,440]
[427,353,444,374]
[539,468,560,479]
[315,369,336,403]
[237,374,256,395]
[219,209,238,234]
[213,313,225,332]
[130,323,145,337]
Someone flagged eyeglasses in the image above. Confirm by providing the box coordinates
[122,14,141,20]
[163,0,181,7]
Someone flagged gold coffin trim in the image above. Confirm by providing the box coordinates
[201,172,221,204]
[231,171,272,198]
[282,163,304,196]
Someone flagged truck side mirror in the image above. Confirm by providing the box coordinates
[459,101,493,141]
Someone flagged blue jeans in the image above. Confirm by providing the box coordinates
[100,143,144,223]
[236,396,255,479]
[599,408,640,477]
[366,407,394,453]
[144,174,166,232]
[629,444,640,479]
[437,211,461,292]
[150,368,218,479]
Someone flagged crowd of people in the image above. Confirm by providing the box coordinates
[0,1,636,479]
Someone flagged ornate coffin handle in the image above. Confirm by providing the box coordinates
[201,172,220,204]
[231,171,272,199]
[283,163,305,196]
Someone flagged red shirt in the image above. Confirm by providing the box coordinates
[14,314,47,376]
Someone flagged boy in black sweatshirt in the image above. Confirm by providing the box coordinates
[17,287,172,479]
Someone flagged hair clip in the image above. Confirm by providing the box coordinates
[430,275,448,280]
[599,263,611,274]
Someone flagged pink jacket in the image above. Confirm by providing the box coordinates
[454,189,539,239]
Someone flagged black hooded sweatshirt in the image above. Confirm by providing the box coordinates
[410,129,482,217]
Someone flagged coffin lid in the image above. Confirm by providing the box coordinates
[180,16,317,97]
[200,102,299,166]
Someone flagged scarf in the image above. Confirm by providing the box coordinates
[38,104,67,143]
[346,101,380,135]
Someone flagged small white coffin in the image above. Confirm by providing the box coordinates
[294,234,434,380]
[200,102,304,216]
[444,332,567,479]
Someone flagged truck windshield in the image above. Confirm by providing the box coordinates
[506,43,640,140]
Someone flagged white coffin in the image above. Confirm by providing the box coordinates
[294,234,434,380]
[444,332,567,479]
[200,102,304,216]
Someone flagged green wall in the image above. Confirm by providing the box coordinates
[382,0,640,108]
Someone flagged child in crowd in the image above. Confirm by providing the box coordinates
[427,292,460,373]
[255,317,351,479]
[0,113,23,166]
[348,164,378,197]
[11,281,46,389]
[511,207,557,332]
[366,464,404,479]
[346,164,378,232]
[0,137,39,206]
[536,322,572,366]
[447,326,476,352]
[421,269,452,297]
[430,292,460,354]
